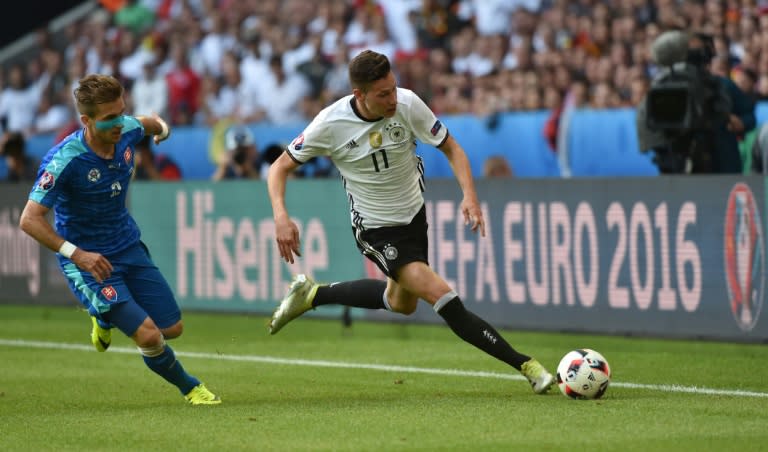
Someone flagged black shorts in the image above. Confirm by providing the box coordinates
[353,205,428,281]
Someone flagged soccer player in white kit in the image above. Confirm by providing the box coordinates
[267,50,554,394]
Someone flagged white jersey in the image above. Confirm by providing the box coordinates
[287,88,448,230]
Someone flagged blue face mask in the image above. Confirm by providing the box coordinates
[95,115,126,130]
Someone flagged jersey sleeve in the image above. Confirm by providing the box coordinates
[286,113,332,164]
[28,144,78,208]
[122,115,146,145]
[405,90,448,147]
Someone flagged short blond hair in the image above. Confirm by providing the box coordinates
[73,74,124,117]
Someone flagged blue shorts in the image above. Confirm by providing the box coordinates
[60,241,181,337]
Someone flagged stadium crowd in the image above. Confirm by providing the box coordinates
[1,0,767,179]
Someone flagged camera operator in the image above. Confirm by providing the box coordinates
[637,30,755,174]
[212,125,260,181]
[1,131,38,182]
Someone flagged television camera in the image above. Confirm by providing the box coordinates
[637,30,731,173]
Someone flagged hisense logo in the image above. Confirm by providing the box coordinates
[175,190,331,301]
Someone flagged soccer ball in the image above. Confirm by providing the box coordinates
[556,348,611,399]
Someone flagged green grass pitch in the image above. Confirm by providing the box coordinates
[1,304,767,451]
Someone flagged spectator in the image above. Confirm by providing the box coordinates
[375,0,420,53]
[733,67,760,173]
[214,51,251,124]
[256,142,287,179]
[133,135,182,181]
[164,42,202,126]
[198,75,230,126]
[732,66,759,103]
[0,64,43,135]
[1,132,38,182]
[463,0,519,36]
[483,154,514,178]
[258,54,312,125]
[197,12,237,79]
[321,43,352,102]
[33,89,73,135]
[40,48,68,101]
[546,75,589,177]
[113,0,156,35]
[414,0,468,49]
[130,60,169,118]
[296,35,334,99]
[115,29,149,80]
[212,125,260,180]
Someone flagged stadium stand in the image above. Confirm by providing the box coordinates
[1,0,767,179]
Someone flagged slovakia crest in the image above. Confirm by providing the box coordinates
[100,285,118,302]
[724,183,765,332]
[37,171,55,190]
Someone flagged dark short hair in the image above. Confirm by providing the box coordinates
[74,74,124,117]
[262,143,285,164]
[348,50,391,91]
[137,135,153,153]
[0,131,25,157]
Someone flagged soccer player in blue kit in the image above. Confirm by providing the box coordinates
[19,74,220,405]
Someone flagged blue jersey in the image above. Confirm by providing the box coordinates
[29,116,144,256]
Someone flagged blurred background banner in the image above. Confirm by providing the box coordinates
[0,184,75,306]
[122,176,767,342]
[129,179,358,317]
[403,176,768,342]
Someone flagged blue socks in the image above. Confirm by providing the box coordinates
[142,345,200,395]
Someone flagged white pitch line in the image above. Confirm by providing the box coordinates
[2,338,767,399]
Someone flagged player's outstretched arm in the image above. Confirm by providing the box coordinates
[137,114,171,145]
[438,135,486,237]
[267,152,303,264]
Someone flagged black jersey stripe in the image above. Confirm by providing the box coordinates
[343,175,366,231]
[417,155,425,192]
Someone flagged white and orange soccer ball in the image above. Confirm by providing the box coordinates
[556,348,612,399]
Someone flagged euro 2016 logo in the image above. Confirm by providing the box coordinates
[724,183,765,332]
[37,171,55,191]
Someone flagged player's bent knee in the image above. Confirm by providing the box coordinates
[161,321,184,339]
[389,300,418,315]
[133,325,164,349]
